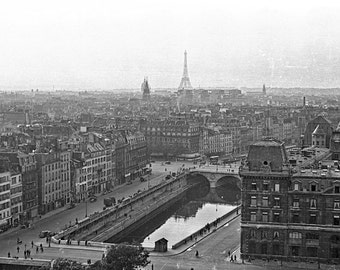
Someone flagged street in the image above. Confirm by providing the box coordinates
[0,161,190,258]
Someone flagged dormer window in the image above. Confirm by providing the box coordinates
[335,186,340,194]
[251,182,257,191]
[311,183,317,192]
[294,183,299,191]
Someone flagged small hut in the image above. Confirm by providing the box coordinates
[154,238,168,252]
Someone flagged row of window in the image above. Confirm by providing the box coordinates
[293,182,340,193]
[0,193,10,201]
[250,182,281,192]
[249,211,340,225]
[0,176,10,184]
[250,195,340,210]
[0,202,10,210]
[248,180,340,193]
[0,210,10,219]
[11,175,21,185]
[0,184,10,193]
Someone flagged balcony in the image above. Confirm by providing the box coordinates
[289,239,302,245]
[306,239,319,246]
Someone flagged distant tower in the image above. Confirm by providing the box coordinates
[303,96,306,107]
[262,84,266,95]
[178,50,193,89]
[141,77,151,100]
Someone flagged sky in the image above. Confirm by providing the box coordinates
[1,0,340,91]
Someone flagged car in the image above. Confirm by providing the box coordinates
[165,175,171,180]
[39,230,52,238]
[165,161,171,165]
[67,203,76,209]
[89,197,97,202]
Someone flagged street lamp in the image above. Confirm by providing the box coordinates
[85,191,88,218]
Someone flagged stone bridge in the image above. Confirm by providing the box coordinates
[188,164,241,188]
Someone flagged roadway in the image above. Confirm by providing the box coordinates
[0,161,181,258]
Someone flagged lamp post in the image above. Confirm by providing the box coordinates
[85,191,88,218]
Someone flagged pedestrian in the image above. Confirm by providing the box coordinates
[24,250,27,259]
[31,241,34,248]
[8,252,10,258]
[40,246,44,253]
[195,250,199,257]
[36,246,39,253]
[17,246,20,253]
[234,255,237,261]
[228,250,231,257]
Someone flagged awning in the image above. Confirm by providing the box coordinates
[125,173,131,178]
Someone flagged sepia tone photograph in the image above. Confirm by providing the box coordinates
[0,0,340,269]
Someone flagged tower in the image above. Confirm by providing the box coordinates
[178,50,193,89]
[262,84,266,95]
[141,77,150,100]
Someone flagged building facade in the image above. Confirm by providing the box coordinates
[240,138,340,263]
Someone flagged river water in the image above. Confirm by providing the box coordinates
[116,179,240,248]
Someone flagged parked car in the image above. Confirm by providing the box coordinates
[89,197,97,202]
[67,203,75,209]
[165,161,171,165]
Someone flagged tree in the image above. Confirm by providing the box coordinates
[91,243,150,270]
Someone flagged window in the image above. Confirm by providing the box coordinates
[310,199,317,209]
[262,197,268,207]
[289,232,302,239]
[311,184,317,192]
[261,231,268,239]
[334,215,340,226]
[334,200,340,209]
[273,243,281,255]
[251,182,257,191]
[293,198,300,208]
[307,247,318,257]
[261,243,267,254]
[251,212,257,222]
[273,231,279,239]
[335,186,340,193]
[291,246,300,256]
[273,212,280,223]
[250,196,257,207]
[263,182,269,191]
[292,213,300,223]
[262,212,268,222]
[274,197,280,208]
[274,183,280,192]
[309,214,317,224]
[250,229,256,239]
[294,183,299,191]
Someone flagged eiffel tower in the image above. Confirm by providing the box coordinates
[178,50,193,89]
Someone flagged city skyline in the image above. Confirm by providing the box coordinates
[1,0,340,91]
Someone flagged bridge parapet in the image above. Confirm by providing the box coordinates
[188,164,241,188]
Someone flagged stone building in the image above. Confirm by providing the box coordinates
[240,138,340,263]
[303,115,333,148]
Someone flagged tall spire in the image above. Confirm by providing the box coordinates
[178,50,193,89]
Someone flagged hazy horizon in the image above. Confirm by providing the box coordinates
[1,0,340,91]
